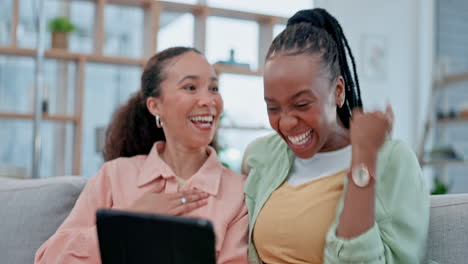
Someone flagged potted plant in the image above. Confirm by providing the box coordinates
[431,175,451,195]
[49,16,76,50]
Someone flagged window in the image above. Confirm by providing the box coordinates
[0,120,32,177]
[104,5,143,58]
[41,122,75,177]
[0,56,34,114]
[207,0,312,17]
[0,120,74,178]
[207,17,258,71]
[274,24,286,38]
[69,1,95,54]
[18,0,95,52]
[82,64,141,177]
[219,74,269,128]
[0,56,76,115]
[158,11,194,51]
[0,0,12,45]
[217,74,272,172]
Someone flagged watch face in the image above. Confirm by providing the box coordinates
[352,165,370,187]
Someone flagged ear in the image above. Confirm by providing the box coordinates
[334,76,345,108]
[146,96,162,117]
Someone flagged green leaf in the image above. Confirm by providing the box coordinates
[431,176,450,195]
[49,16,76,33]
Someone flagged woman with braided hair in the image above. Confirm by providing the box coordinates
[242,8,431,264]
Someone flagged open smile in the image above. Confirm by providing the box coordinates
[188,115,215,130]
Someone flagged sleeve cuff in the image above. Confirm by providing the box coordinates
[325,223,385,263]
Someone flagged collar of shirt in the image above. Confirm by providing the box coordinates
[137,141,224,196]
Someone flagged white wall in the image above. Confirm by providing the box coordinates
[314,0,435,150]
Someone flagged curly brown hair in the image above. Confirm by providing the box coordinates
[103,47,202,161]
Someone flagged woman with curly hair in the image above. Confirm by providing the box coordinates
[35,47,248,264]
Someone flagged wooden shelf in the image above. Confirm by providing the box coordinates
[421,159,468,167]
[80,0,288,24]
[437,116,468,124]
[0,46,145,66]
[435,72,468,88]
[158,1,288,24]
[214,63,262,76]
[80,0,151,7]
[0,112,78,123]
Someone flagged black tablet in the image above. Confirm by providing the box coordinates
[96,209,216,264]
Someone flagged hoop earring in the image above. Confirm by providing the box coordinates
[155,115,163,128]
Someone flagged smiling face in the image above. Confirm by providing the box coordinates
[147,51,222,149]
[264,54,348,159]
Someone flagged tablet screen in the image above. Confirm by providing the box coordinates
[96,209,216,264]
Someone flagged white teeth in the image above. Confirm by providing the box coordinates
[189,115,213,122]
[288,130,312,145]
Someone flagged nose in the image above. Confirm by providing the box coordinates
[197,90,216,107]
[279,111,298,132]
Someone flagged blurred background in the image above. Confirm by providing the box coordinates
[0,0,467,194]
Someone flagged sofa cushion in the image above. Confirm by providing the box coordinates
[0,176,87,264]
[425,194,468,264]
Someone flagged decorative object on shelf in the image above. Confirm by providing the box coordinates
[426,145,461,160]
[41,84,50,114]
[49,16,76,50]
[216,49,250,69]
[436,108,457,120]
[459,102,468,118]
[425,143,468,161]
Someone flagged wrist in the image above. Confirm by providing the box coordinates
[352,147,377,168]
[350,147,378,187]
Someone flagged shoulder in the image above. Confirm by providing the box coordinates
[244,133,285,157]
[377,139,419,171]
[242,133,288,174]
[219,167,247,195]
[93,155,147,182]
[375,139,427,205]
[103,155,147,172]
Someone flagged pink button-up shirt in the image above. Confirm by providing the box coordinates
[35,142,248,264]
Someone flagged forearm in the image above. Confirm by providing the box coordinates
[35,226,100,264]
[336,149,377,239]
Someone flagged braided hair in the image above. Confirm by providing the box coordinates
[266,8,362,128]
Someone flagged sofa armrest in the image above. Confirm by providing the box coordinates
[0,176,87,264]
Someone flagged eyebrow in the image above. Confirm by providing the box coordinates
[177,75,218,84]
[264,89,312,102]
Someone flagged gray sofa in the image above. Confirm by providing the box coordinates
[1,176,467,264]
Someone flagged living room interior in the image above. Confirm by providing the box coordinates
[1,0,468,263]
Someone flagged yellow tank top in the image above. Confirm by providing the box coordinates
[253,170,346,264]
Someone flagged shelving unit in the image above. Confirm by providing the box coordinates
[0,0,287,176]
[0,112,78,122]
[419,69,468,169]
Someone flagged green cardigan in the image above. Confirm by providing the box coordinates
[242,134,431,264]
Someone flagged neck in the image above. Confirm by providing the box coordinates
[159,140,209,180]
[320,122,351,152]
